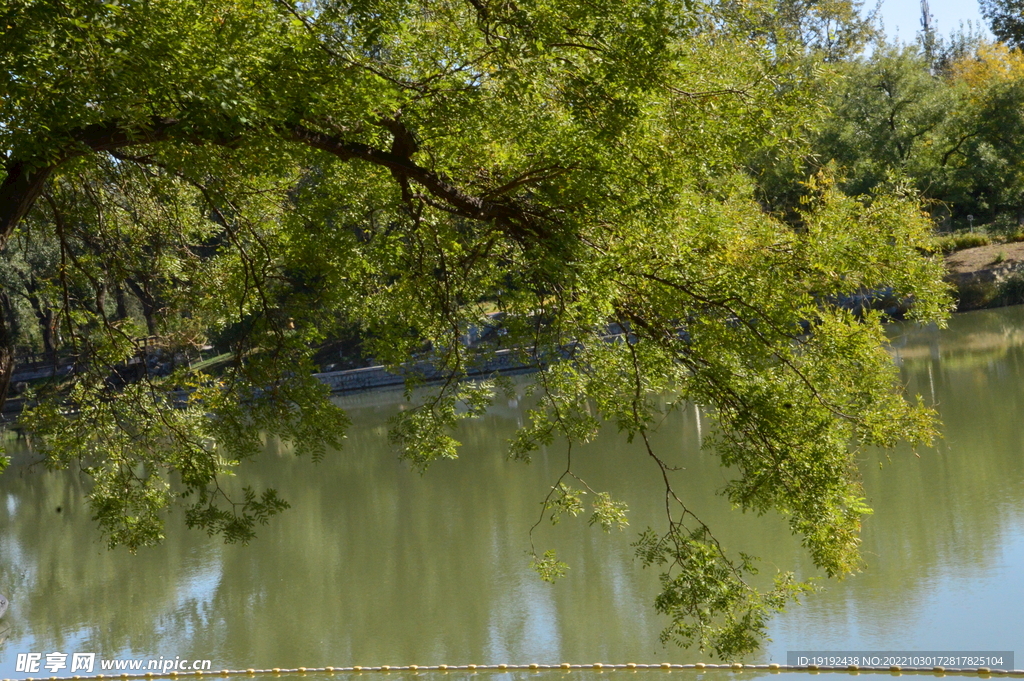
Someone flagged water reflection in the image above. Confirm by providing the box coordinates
[0,307,1022,676]
[765,307,1024,657]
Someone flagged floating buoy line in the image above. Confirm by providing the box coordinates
[5,663,1024,680]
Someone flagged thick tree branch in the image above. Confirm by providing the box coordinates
[1,117,184,246]
[283,123,550,242]
[0,161,54,246]
[1,117,553,251]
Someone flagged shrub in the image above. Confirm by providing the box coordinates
[994,272,1024,307]
[986,213,1024,235]
[954,279,998,310]
[933,231,992,253]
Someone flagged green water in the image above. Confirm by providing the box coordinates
[0,307,1022,677]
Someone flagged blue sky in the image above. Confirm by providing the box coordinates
[874,0,990,40]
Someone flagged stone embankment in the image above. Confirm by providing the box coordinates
[313,348,535,394]
[0,349,537,416]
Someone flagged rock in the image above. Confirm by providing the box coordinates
[0,593,7,619]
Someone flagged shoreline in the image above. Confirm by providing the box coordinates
[944,240,1024,311]
[2,246,1018,416]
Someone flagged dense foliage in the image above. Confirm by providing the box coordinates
[812,35,1024,233]
[0,0,960,657]
[981,0,1024,49]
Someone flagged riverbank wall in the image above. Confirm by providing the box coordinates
[0,348,538,419]
[313,348,536,394]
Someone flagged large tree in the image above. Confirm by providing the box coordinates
[981,0,1024,49]
[811,39,1024,230]
[1,0,949,657]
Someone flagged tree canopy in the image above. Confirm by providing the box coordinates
[809,35,1024,233]
[0,0,951,658]
[981,0,1024,49]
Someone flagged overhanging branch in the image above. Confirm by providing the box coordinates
[1,117,184,245]
[1,116,553,250]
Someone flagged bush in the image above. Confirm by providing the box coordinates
[954,279,998,310]
[994,272,1024,307]
[986,213,1024,235]
[933,231,992,253]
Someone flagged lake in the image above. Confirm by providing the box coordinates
[1,306,1022,679]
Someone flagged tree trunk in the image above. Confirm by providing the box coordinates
[125,278,158,336]
[41,308,56,359]
[0,291,18,414]
[115,285,129,321]
[26,293,56,358]
[15,271,57,359]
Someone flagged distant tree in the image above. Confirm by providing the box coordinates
[941,42,1024,227]
[0,227,61,357]
[815,44,956,195]
[811,38,1024,229]
[980,0,1024,48]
